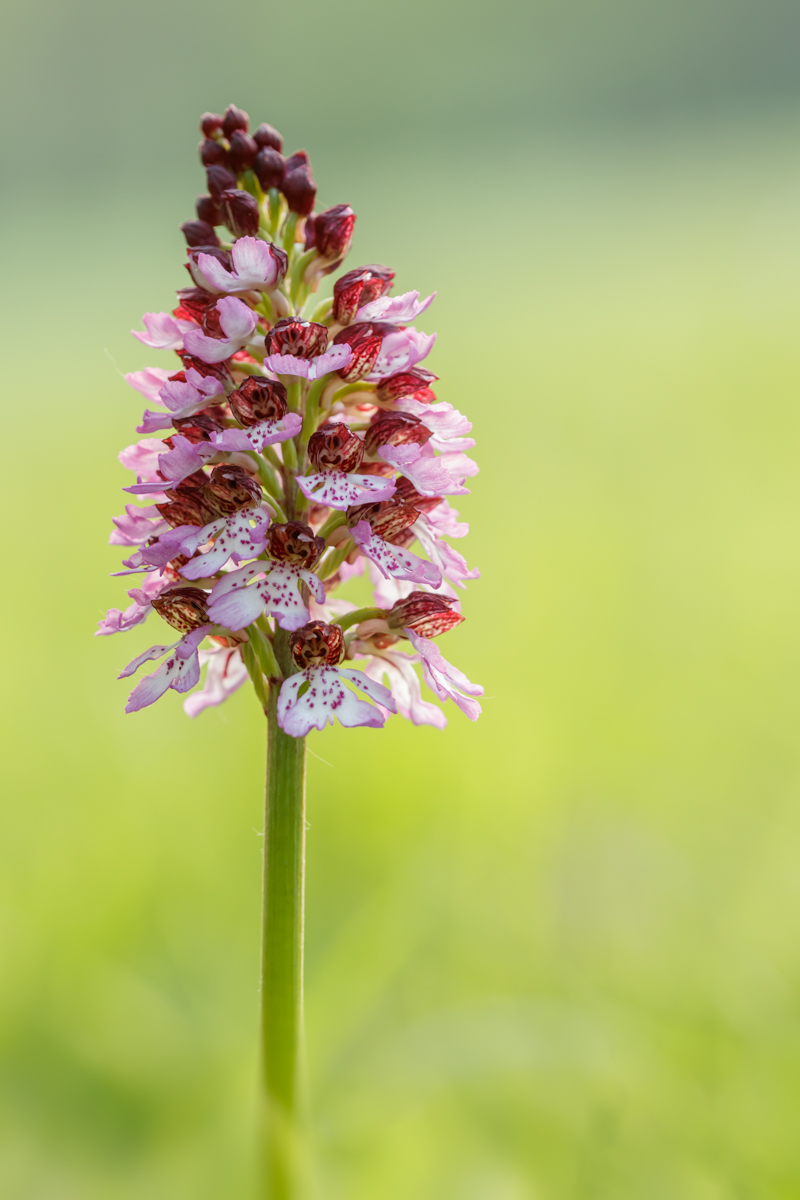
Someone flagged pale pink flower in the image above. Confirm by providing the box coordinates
[355,290,436,324]
[132,311,195,351]
[277,665,396,737]
[183,644,249,717]
[207,560,326,631]
[109,504,168,546]
[126,367,172,403]
[297,471,396,511]
[264,345,353,380]
[158,367,225,415]
[178,505,270,578]
[407,630,483,720]
[355,642,448,729]
[377,443,470,497]
[120,624,212,713]
[351,519,441,586]
[395,397,475,452]
[197,237,286,292]
[209,412,302,453]
[412,515,480,590]
[367,328,436,381]
[182,297,258,363]
[96,570,170,636]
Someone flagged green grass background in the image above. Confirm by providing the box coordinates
[4,1,800,1196]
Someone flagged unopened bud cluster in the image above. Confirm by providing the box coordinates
[99,103,482,731]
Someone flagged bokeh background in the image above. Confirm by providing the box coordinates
[4,0,800,1196]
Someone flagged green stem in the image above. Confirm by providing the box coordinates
[260,656,308,1199]
[333,606,388,632]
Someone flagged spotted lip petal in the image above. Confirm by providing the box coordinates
[123,625,212,713]
[207,560,325,631]
[276,664,396,737]
[351,520,441,586]
[210,412,302,453]
[296,471,396,511]
[178,505,270,578]
[406,630,483,721]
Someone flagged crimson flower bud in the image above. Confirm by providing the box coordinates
[347,499,419,543]
[201,112,223,137]
[267,522,325,568]
[303,213,316,250]
[227,129,258,173]
[332,265,395,324]
[172,412,227,442]
[206,464,262,514]
[313,204,356,264]
[364,411,431,457]
[308,422,364,473]
[331,322,387,381]
[180,219,220,248]
[173,287,216,323]
[284,150,309,173]
[375,367,438,404]
[229,377,288,426]
[201,305,224,337]
[151,587,210,634]
[221,104,249,137]
[282,165,316,216]
[387,592,464,638]
[196,194,221,226]
[289,620,345,668]
[199,138,229,167]
[253,123,283,152]
[253,147,285,191]
[219,189,260,238]
[206,164,238,204]
[157,487,218,528]
[265,317,328,360]
[177,354,232,387]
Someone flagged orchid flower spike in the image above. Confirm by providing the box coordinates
[101,103,480,732]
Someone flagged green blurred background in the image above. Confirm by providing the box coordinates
[4,0,800,1195]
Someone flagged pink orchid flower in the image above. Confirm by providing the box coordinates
[367,328,436,381]
[182,297,258,363]
[296,470,396,511]
[350,519,441,586]
[406,630,483,721]
[132,311,195,351]
[355,290,436,324]
[412,515,480,590]
[109,504,168,547]
[264,345,353,380]
[178,505,270,579]
[207,560,326,632]
[277,663,396,737]
[377,443,470,497]
[395,397,476,452]
[197,237,286,292]
[126,367,172,403]
[354,641,448,729]
[96,570,170,636]
[120,624,212,713]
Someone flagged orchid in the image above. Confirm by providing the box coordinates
[99,104,482,1197]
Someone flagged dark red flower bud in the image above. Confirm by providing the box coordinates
[227,129,258,173]
[347,499,419,542]
[282,165,316,216]
[201,112,223,137]
[375,367,439,404]
[157,490,218,528]
[173,287,215,324]
[392,474,442,514]
[332,265,395,324]
[206,464,262,514]
[206,164,238,204]
[219,189,260,238]
[201,305,225,337]
[151,586,210,634]
[387,592,464,638]
[180,219,220,249]
[267,521,325,568]
[196,194,221,226]
[364,411,431,457]
[229,377,288,426]
[289,620,345,668]
[303,213,316,250]
[221,104,249,137]
[253,123,283,152]
[172,412,227,442]
[253,147,285,192]
[177,354,232,387]
[265,317,328,360]
[314,204,356,263]
[308,422,364,473]
[199,137,229,167]
[331,322,387,381]
[284,150,309,173]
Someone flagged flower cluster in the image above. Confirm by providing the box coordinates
[99,105,482,735]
